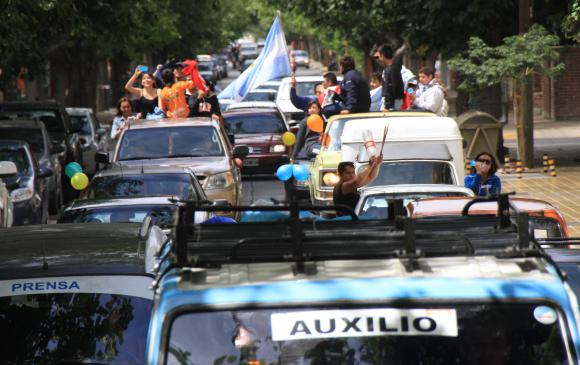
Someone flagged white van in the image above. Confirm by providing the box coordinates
[340,116,465,186]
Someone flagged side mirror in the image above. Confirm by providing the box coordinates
[0,161,17,177]
[38,167,54,179]
[50,144,65,154]
[211,199,231,207]
[95,151,110,164]
[227,133,235,145]
[233,145,249,159]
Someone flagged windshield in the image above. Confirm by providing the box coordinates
[294,50,308,57]
[0,128,46,158]
[59,204,177,227]
[0,110,64,133]
[88,173,199,200]
[166,304,570,365]
[69,114,92,135]
[242,92,277,102]
[365,162,455,186]
[0,149,31,175]
[198,63,212,71]
[0,291,151,365]
[224,115,286,134]
[360,192,471,219]
[118,126,224,160]
[296,81,320,97]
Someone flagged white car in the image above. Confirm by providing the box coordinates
[291,49,310,68]
[254,80,282,92]
[355,184,475,219]
[0,161,16,227]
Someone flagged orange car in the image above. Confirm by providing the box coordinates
[409,197,569,238]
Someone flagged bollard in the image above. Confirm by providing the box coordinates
[542,154,549,173]
[504,156,511,174]
[549,159,557,177]
[516,160,523,179]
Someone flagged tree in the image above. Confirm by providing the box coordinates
[563,0,580,42]
[449,25,564,167]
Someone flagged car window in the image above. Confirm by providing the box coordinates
[0,127,46,158]
[242,92,277,102]
[0,110,64,133]
[296,81,320,97]
[118,126,224,160]
[69,114,92,135]
[60,204,178,227]
[88,173,198,200]
[366,162,455,186]
[359,192,471,219]
[198,63,212,71]
[166,303,570,365]
[0,148,31,175]
[0,292,151,364]
[224,115,286,134]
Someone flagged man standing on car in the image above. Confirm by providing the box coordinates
[339,56,370,114]
[373,44,404,111]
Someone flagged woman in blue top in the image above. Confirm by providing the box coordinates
[464,152,502,196]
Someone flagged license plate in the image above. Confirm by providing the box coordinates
[244,158,259,167]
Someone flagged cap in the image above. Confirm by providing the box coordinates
[174,62,186,69]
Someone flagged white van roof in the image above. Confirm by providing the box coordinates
[341,116,461,144]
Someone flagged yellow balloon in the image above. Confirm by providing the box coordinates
[281,131,296,146]
[71,172,89,190]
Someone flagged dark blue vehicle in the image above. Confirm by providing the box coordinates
[0,222,168,365]
[146,199,580,364]
[0,140,51,225]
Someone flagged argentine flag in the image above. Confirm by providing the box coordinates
[219,16,291,101]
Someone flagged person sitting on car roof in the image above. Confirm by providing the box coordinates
[158,69,197,118]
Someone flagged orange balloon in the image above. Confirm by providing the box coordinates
[307,114,324,133]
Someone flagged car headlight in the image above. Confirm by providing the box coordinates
[206,172,234,190]
[11,187,34,202]
[304,59,310,64]
[321,171,339,187]
[270,144,286,153]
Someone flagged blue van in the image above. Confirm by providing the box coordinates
[146,199,580,364]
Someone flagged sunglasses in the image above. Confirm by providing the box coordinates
[477,159,492,165]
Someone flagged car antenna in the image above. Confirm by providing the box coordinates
[140,162,144,174]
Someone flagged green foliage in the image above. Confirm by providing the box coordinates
[449,25,565,92]
[563,0,580,42]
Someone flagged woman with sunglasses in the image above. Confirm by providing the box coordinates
[465,152,502,196]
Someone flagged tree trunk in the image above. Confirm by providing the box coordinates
[515,77,534,167]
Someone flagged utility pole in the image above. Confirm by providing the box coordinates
[517,0,534,167]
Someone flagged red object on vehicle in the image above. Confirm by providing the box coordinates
[181,59,208,93]
[401,91,412,111]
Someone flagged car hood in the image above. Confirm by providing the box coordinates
[234,134,281,145]
[117,156,231,175]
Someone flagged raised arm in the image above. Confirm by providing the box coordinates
[125,67,143,96]
[341,155,382,194]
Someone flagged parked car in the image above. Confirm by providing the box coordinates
[145,202,580,364]
[0,101,83,202]
[0,222,165,365]
[0,119,64,213]
[242,89,278,102]
[409,196,570,238]
[86,165,207,201]
[66,107,109,175]
[197,61,219,84]
[0,161,16,227]
[223,109,289,173]
[0,141,51,225]
[291,49,310,68]
[59,196,210,230]
[355,184,475,219]
[96,119,248,207]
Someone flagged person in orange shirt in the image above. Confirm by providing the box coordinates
[158,68,196,118]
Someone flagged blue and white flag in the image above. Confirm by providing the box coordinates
[219,16,291,101]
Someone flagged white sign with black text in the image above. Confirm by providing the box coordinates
[271,308,458,341]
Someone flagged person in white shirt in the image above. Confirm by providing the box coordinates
[410,66,448,117]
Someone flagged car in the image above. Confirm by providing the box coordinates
[0,141,51,225]
[215,55,229,78]
[291,49,310,68]
[355,184,475,219]
[58,196,212,231]
[240,57,256,72]
[0,161,16,227]
[145,201,580,364]
[97,118,248,207]
[223,109,290,173]
[0,101,84,202]
[0,222,166,365]
[276,75,342,126]
[239,42,259,61]
[409,196,570,238]
[0,119,64,214]
[254,80,281,92]
[86,165,207,201]
[197,61,219,84]
[226,101,286,120]
[241,89,278,102]
[66,107,109,175]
